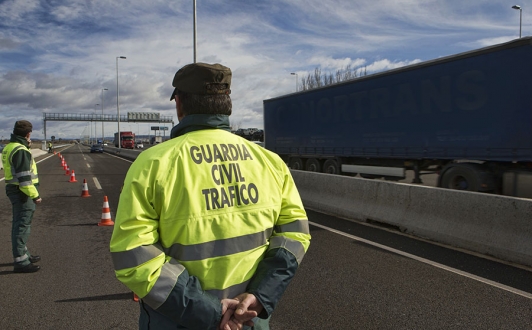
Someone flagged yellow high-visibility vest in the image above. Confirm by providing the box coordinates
[110,129,310,309]
[2,142,39,199]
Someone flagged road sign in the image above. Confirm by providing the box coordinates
[129,112,160,121]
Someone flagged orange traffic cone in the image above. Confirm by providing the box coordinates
[65,166,70,175]
[133,293,139,302]
[63,162,68,171]
[81,179,91,197]
[98,196,114,226]
[69,170,77,183]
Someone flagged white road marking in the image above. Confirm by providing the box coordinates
[107,152,134,163]
[310,221,532,300]
[93,177,102,190]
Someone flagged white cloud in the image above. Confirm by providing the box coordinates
[365,58,422,73]
[0,0,530,139]
[464,36,518,48]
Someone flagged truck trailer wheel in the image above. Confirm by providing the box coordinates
[289,157,304,170]
[305,158,321,172]
[323,159,339,174]
[440,165,481,191]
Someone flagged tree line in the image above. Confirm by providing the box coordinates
[299,65,368,91]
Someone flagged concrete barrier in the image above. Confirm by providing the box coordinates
[291,170,532,268]
[103,146,141,160]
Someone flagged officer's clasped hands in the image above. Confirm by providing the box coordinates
[219,293,263,330]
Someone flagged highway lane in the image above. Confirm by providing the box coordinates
[271,211,532,329]
[1,145,531,329]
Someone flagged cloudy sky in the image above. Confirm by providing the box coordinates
[0,0,529,141]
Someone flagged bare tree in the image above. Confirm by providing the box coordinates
[300,64,368,91]
[314,68,322,88]
[335,69,342,83]
[325,73,334,85]
[230,120,242,131]
[343,64,353,80]
[305,74,315,90]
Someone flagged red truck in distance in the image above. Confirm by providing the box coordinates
[114,131,135,149]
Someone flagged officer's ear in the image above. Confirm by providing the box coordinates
[175,96,185,121]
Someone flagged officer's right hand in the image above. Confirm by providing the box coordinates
[34,198,42,204]
[220,298,257,330]
[233,293,263,321]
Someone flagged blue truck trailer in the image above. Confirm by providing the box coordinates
[264,37,532,196]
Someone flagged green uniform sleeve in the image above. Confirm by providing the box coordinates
[156,268,223,328]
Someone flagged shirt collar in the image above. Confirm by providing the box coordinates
[9,134,29,147]
[170,114,231,139]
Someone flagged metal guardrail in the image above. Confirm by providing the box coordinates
[43,112,174,123]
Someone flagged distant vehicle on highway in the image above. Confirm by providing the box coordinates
[150,136,162,145]
[135,141,144,149]
[114,131,135,149]
[90,144,104,153]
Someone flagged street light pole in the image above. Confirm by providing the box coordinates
[512,5,522,38]
[291,72,298,92]
[193,0,197,63]
[116,56,126,151]
[101,88,108,144]
[88,115,91,144]
[94,104,100,144]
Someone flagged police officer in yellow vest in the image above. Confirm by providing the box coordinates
[2,120,42,273]
[110,63,311,330]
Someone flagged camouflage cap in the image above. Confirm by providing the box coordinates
[13,120,33,137]
[170,62,231,101]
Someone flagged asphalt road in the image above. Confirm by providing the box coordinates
[275,211,532,329]
[0,145,136,329]
[1,145,531,329]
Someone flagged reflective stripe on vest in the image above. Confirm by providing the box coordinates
[5,144,27,184]
[112,221,309,271]
[164,227,274,262]
[269,235,306,264]
[141,259,185,309]
[112,244,165,270]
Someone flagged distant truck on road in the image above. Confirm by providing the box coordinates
[114,131,135,149]
[264,37,532,197]
[150,136,162,145]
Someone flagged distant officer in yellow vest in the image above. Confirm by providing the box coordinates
[110,63,311,330]
[48,142,53,153]
[2,120,42,273]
